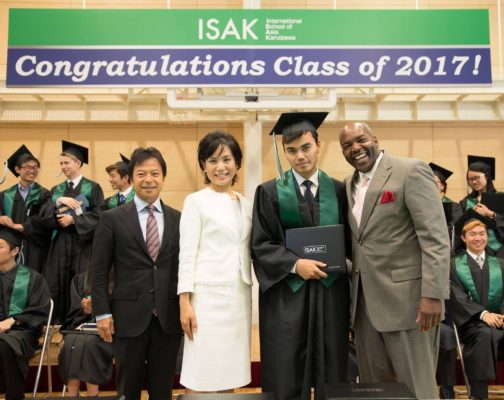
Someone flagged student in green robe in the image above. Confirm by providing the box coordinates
[0,145,52,272]
[252,112,350,400]
[429,162,461,399]
[0,225,50,400]
[58,270,113,397]
[43,140,104,323]
[104,154,134,209]
[459,155,504,257]
[429,162,463,234]
[447,211,504,400]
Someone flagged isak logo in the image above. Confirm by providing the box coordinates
[303,245,326,254]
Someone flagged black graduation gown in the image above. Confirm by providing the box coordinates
[0,184,52,272]
[43,179,104,323]
[58,273,113,385]
[446,253,504,382]
[0,266,50,378]
[251,178,350,400]
[441,197,463,238]
[459,195,504,257]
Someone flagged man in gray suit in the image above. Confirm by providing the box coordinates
[339,122,450,399]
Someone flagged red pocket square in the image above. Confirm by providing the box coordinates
[380,191,396,204]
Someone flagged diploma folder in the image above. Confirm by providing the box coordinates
[285,224,346,274]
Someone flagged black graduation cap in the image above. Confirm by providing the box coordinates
[6,145,34,177]
[270,112,328,179]
[270,112,328,137]
[119,153,130,165]
[429,162,453,182]
[467,155,495,180]
[0,225,24,249]
[62,140,89,165]
[454,208,494,238]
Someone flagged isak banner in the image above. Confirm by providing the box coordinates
[6,9,492,87]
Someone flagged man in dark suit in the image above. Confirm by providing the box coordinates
[92,147,182,400]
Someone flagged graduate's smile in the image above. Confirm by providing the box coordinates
[462,224,488,254]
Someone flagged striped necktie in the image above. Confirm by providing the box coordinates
[145,205,160,262]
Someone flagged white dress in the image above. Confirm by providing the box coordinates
[178,188,252,391]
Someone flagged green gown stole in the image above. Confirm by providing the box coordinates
[465,197,502,253]
[8,265,30,317]
[454,253,502,313]
[106,189,135,209]
[276,169,340,292]
[51,178,94,239]
[3,183,42,218]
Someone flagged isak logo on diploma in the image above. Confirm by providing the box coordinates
[303,245,327,255]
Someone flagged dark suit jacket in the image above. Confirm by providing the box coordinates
[92,199,181,337]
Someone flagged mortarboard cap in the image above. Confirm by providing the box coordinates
[7,145,34,177]
[0,225,24,249]
[119,153,130,165]
[467,155,495,180]
[270,112,328,137]
[454,208,494,238]
[62,140,89,165]
[270,112,328,179]
[429,162,453,182]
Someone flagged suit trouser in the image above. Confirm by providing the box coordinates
[0,341,25,400]
[113,315,181,400]
[354,292,440,400]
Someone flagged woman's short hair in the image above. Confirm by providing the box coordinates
[198,131,242,185]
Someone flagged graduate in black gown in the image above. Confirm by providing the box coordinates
[58,271,113,397]
[252,112,350,400]
[447,212,504,400]
[0,146,52,272]
[429,162,462,399]
[104,154,134,210]
[459,155,504,258]
[0,226,50,400]
[43,141,104,323]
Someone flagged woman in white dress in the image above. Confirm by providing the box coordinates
[178,131,253,392]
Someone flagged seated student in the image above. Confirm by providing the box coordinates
[447,211,504,400]
[0,226,51,400]
[58,271,113,397]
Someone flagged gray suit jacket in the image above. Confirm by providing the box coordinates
[346,152,450,332]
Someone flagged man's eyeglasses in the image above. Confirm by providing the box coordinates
[20,166,39,172]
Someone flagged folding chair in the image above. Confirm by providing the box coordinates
[452,320,504,397]
[32,298,54,398]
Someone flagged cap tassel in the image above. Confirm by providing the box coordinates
[0,160,8,184]
[450,225,455,257]
[16,241,25,265]
[272,133,286,181]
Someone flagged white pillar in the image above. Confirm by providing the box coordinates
[244,117,262,324]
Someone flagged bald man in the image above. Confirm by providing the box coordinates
[339,122,450,399]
